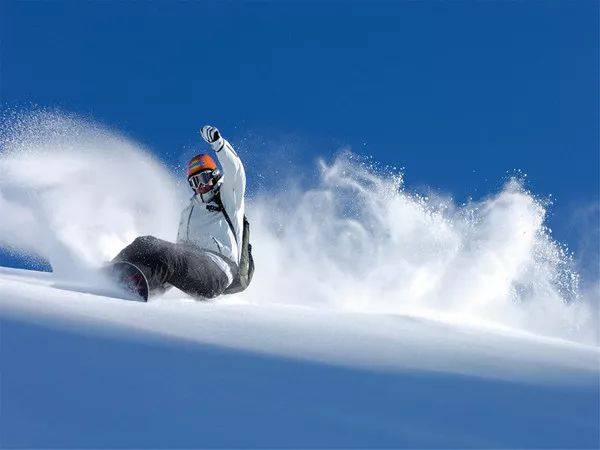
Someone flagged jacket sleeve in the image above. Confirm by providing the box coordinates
[211,137,246,211]
[176,203,192,243]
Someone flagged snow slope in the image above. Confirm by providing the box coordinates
[1,267,598,448]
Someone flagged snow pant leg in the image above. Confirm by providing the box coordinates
[112,235,231,299]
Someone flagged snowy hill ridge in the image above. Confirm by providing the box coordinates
[1,267,598,447]
[1,267,597,384]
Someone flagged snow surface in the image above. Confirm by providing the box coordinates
[1,267,598,448]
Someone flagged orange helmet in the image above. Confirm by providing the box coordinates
[187,154,217,179]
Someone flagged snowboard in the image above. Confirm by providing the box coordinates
[103,261,149,302]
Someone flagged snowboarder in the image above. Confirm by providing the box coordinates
[110,125,253,300]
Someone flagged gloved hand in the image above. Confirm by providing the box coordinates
[200,125,221,144]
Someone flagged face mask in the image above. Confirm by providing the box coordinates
[188,171,214,194]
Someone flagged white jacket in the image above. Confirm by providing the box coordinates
[177,137,246,266]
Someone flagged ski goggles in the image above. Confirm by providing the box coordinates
[188,170,214,188]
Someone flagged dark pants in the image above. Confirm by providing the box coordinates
[112,236,233,299]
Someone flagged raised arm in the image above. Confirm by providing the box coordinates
[200,125,246,207]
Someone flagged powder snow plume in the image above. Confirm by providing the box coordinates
[0,111,184,277]
[247,155,596,343]
[0,111,596,343]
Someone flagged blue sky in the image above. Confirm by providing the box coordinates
[1,1,598,271]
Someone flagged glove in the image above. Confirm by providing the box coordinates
[200,125,221,144]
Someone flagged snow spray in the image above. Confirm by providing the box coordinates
[247,153,596,343]
[0,111,183,277]
[0,111,596,343]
